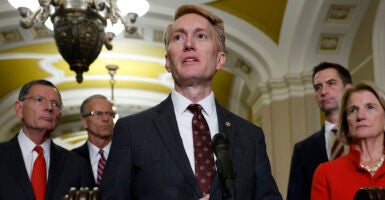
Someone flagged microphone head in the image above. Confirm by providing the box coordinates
[211,132,230,155]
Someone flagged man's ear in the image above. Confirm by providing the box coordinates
[165,54,171,72]
[80,117,88,129]
[216,52,226,71]
[14,101,23,119]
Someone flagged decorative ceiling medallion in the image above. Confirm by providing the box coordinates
[0,29,23,44]
[325,4,356,24]
[318,33,343,54]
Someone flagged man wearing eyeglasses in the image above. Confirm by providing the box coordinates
[0,79,92,200]
[72,94,115,188]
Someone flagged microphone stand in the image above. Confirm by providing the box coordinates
[216,160,236,200]
[212,133,236,200]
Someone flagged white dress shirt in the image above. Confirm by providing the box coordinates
[171,89,219,173]
[325,121,337,160]
[87,141,111,182]
[18,130,51,180]
[324,121,349,160]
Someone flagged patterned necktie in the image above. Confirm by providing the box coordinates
[187,104,216,195]
[330,127,344,160]
[31,146,46,200]
[97,149,107,186]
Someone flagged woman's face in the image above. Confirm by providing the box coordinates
[346,90,385,141]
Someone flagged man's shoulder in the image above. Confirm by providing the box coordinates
[52,143,88,163]
[292,128,328,163]
[216,103,260,127]
[119,97,172,121]
[71,142,89,157]
[294,128,325,148]
[0,136,18,151]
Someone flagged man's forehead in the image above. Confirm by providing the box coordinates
[314,69,340,82]
[29,84,53,92]
[29,84,59,96]
[173,13,211,29]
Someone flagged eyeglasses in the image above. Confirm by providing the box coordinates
[83,111,116,119]
[21,96,62,110]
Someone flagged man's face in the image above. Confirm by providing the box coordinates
[165,13,226,88]
[81,98,114,140]
[15,84,62,133]
[313,68,350,114]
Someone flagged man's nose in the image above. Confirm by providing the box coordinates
[184,36,196,51]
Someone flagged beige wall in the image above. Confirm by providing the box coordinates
[349,0,378,82]
[250,75,320,197]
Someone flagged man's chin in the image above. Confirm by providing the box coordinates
[321,106,338,114]
[98,133,112,140]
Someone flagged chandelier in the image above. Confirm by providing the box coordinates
[8,0,149,83]
[106,64,120,120]
[106,64,118,107]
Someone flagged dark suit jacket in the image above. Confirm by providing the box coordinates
[101,95,282,200]
[0,135,93,200]
[287,126,328,200]
[72,142,97,187]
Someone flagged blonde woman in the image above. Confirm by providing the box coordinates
[311,81,385,199]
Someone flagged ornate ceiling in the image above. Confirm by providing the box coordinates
[0,0,288,140]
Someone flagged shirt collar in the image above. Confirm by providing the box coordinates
[171,90,216,116]
[18,129,51,155]
[325,120,337,136]
[87,140,111,158]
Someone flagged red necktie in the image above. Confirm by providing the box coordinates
[331,127,344,160]
[188,104,216,195]
[31,146,46,200]
[97,150,106,186]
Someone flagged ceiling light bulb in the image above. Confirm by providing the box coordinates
[8,0,40,11]
[117,0,150,17]
[105,20,124,35]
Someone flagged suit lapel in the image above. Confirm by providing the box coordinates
[5,136,35,200]
[76,143,96,186]
[152,96,201,195]
[45,142,64,199]
[318,126,329,161]
[209,102,237,193]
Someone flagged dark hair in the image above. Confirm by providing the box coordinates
[163,4,225,52]
[18,79,62,102]
[312,62,352,86]
[338,81,385,144]
[80,94,110,117]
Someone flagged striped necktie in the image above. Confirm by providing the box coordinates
[330,127,344,160]
[96,149,106,186]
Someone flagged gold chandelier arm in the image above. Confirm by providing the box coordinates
[115,11,138,34]
[18,7,42,29]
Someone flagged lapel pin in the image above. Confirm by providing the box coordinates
[225,121,231,127]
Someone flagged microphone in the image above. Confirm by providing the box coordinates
[211,132,235,199]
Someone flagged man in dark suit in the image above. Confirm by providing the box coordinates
[101,4,282,200]
[72,94,115,187]
[0,79,92,200]
[287,62,352,200]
